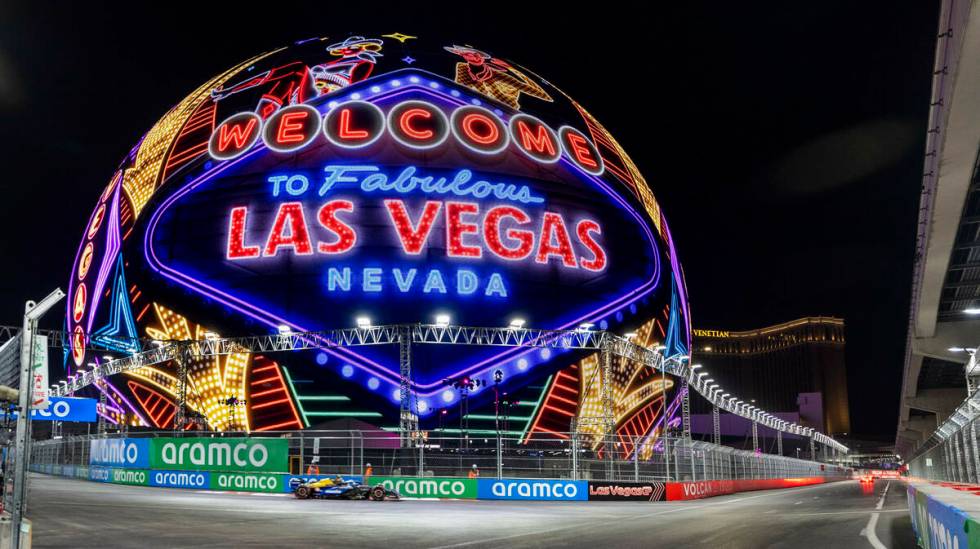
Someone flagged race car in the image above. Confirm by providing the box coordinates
[291,476,400,501]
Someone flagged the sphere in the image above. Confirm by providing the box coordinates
[66,33,690,444]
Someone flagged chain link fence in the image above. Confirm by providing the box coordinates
[907,420,980,483]
[30,430,846,482]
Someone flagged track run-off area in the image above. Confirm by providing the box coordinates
[28,474,914,548]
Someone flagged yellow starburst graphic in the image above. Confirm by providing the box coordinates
[382,32,417,43]
[140,303,251,431]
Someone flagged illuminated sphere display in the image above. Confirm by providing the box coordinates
[67,33,691,448]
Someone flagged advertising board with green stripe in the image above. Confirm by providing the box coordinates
[371,476,477,499]
[111,468,149,486]
[149,437,288,473]
[210,472,282,493]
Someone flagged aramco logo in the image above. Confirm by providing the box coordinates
[160,441,268,469]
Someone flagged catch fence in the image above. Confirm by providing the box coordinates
[31,430,847,482]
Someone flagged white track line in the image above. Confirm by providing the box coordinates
[861,481,890,549]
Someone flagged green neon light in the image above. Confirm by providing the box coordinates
[306,412,383,418]
[281,366,309,428]
[516,402,537,407]
[298,396,351,401]
[519,374,552,442]
[465,414,531,421]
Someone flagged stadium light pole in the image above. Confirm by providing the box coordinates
[13,288,64,548]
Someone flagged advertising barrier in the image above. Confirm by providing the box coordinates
[477,479,588,501]
[373,476,477,499]
[5,397,98,422]
[88,466,111,482]
[111,468,149,486]
[89,438,150,468]
[211,472,282,493]
[149,437,288,473]
[587,481,665,502]
[665,477,832,501]
[908,484,972,548]
[149,470,211,490]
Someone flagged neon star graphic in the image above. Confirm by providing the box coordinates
[402,56,416,65]
[383,32,417,43]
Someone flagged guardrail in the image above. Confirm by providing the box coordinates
[31,430,847,483]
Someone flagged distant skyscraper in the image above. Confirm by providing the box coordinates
[692,317,850,435]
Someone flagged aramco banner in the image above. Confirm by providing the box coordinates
[147,437,288,473]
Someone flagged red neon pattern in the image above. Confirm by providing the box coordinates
[275,110,310,144]
[128,381,177,429]
[73,283,87,322]
[164,102,216,179]
[461,112,499,145]
[446,202,482,258]
[384,199,441,254]
[216,117,258,152]
[565,131,599,169]
[535,212,577,267]
[78,242,94,280]
[227,207,260,259]
[515,119,557,156]
[248,355,302,431]
[399,108,434,140]
[263,202,313,257]
[337,108,369,139]
[484,206,533,260]
[316,200,357,254]
[87,204,105,239]
[576,220,607,271]
[524,365,580,443]
[617,396,663,459]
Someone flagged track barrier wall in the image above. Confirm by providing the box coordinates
[29,431,851,502]
[906,481,980,548]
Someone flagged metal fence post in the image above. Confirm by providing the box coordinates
[571,431,579,481]
[633,435,639,482]
[496,435,502,479]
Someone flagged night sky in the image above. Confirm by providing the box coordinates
[0,2,939,438]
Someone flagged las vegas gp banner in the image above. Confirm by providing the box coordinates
[477,479,588,501]
[587,481,665,502]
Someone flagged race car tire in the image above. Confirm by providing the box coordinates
[370,486,386,501]
[294,485,312,499]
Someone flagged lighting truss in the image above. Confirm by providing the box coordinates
[21,322,846,453]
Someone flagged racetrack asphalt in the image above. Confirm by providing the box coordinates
[26,474,915,548]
